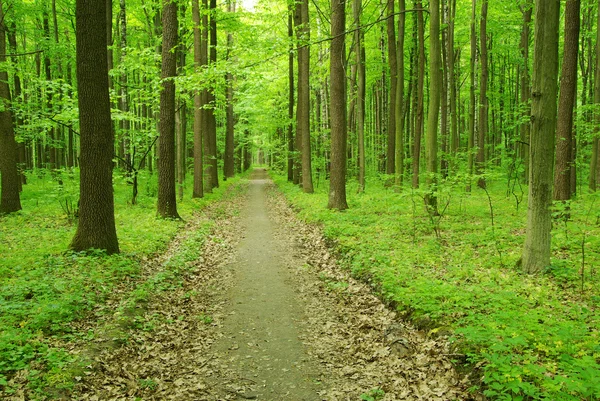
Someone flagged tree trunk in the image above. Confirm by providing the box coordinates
[425,0,441,212]
[192,0,203,198]
[201,0,213,193]
[224,0,236,179]
[0,1,21,214]
[440,0,448,179]
[590,0,600,191]
[467,0,476,192]
[520,1,532,183]
[119,0,131,171]
[385,0,397,176]
[476,0,488,189]
[411,3,425,188]
[522,0,560,274]
[354,0,366,192]
[287,5,294,182]
[328,0,348,210]
[70,0,119,253]
[448,0,458,156]
[297,0,313,193]
[207,0,219,189]
[553,0,580,201]
[156,0,180,219]
[394,0,406,188]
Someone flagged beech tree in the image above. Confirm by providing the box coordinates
[522,0,560,274]
[70,0,119,254]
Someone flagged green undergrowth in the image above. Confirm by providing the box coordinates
[274,173,600,401]
[0,168,244,398]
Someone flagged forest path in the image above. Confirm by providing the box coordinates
[73,169,471,401]
[210,168,321,399]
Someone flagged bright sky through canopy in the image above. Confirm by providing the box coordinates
[241,0,257,11]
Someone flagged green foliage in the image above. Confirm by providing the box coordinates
[274,174,600,401]
[360,387,385,401]
[0,169,242,397]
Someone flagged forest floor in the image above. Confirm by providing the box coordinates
[65,169,474,400]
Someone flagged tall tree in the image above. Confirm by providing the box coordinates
[519,0,533,182]
[385,0,397,176]
[207,0,219,189]
[411,2,425,188]
[467,0,476,192]
[328,0,348,210]
[0,0,21,214]
[476,0,488,189]
[201,0,213,193]
[522,0,560,274]
[425,0,441,212]
[447,0,458,156]
[590,0,600,191]
[70,0,119,253]
[192,0,203,198]
[287,1,294,182]
[297,0,313,193]
[354,0,366,192]
[553,0,580,201]
[224,0,236,179]
[156,0,180,219]
[394,0,406,188]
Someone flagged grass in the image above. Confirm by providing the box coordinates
[274,172,600,401]
[0,168,242,398]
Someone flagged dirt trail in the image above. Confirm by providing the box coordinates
[212,168,320,399]
[72,169,473,401]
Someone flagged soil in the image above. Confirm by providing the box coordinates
[70,169,474,401]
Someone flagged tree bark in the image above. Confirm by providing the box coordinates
[157,0,180,219]
[224,0,236,179]
[411,2,425,188]
[522,0,560,274]
[70,0,119,253]
[354,0,366,192]
[520,1,532,183]
[0,1,21,214]
[385,0,397,176]
[467,0,476,192]
[297,0,313,192]
[207,0,219,189]
[553,0,580,201]
[201,0,213,193]
[287,4,295,182]
[448,0,458,156]
[328,0,348,210]
[394,0,405,188]
[192,0,203,198]
[476,0,488,189]
[425,0,441,212]
[590,0,600,191]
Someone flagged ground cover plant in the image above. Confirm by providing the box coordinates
[0,169,242,398]
[274,173,600,401]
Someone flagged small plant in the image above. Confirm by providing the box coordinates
[138,378,158,390]
[197,314,213,324]
[360,387,385,401]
